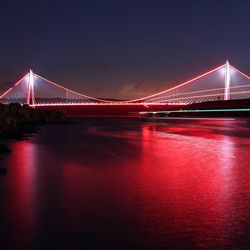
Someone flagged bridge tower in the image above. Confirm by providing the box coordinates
[224,60,231,100]
[27,69,35,105]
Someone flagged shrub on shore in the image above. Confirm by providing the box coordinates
[0,103,69,159]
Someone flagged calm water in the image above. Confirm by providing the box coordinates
[1,117,250,249]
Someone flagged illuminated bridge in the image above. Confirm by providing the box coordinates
[1,61,250,106]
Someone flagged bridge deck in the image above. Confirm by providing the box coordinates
[33,99,250,116]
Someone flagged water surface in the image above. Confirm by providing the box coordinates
[1,117,250,249]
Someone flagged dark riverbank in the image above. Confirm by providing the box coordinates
[0,103,68,167]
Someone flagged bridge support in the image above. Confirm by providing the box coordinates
[27,69,34,105]
[224,60,231,100]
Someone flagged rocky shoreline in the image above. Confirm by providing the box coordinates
[0,103,69,170]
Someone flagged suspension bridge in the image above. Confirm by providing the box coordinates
[1,61,250,108]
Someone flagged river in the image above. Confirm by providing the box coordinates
[1,117,250,249]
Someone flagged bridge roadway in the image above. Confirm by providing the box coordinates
[33,99,250,117]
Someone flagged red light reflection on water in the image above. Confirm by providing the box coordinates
[3,141,38,248]
[61,120,246,248]
[1,119,250,249]
[137,123,240,248]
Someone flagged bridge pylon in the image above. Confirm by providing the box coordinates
[224,60,231,100]
[27,69,35,105]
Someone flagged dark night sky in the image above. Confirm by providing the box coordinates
[0,0,250,99]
